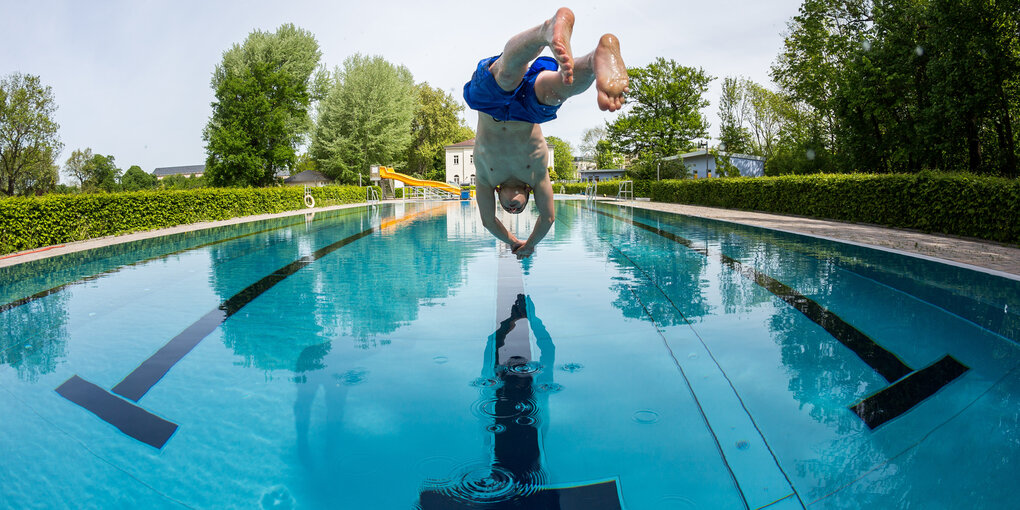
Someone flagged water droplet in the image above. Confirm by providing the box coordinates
[486,423,507,434]
[861,40,872,51]
[88,312,96,317]
[24,344,32,350]
[915,45,924,56]
[470,377,502,389]
[515,416,537,426]
[335,368,368,385]
[559,362,584,373]
[688,352,698,359]
[535,383,563,394]
[260,486,294,510]
[433,355,449,364]
[805,149,816,161]
[506,361,542,375]
[633,410,659,424]
[736,440,750,450]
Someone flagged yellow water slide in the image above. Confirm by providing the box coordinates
[378,166,460,194]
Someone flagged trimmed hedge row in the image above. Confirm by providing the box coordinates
[649,173,1020,244]
[0,185,372,255]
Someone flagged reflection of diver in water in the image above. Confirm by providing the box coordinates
[419,295,621,509]
[293,340,372,471]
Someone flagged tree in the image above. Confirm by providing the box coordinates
[312,54,416,184]
[594,139,624,169]
[579,126,607,158]
[82,154,121,192]
[64,148,93,187]
[545,136,575,180]
[0,73,62,196]
[719,77,754,154]
[406,83,474,181]
[120,165,157,191]
[204,24,322,187]
[606,58,713,162]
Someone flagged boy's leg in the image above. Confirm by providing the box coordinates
[534,34,628,112]
[489,7,575,92]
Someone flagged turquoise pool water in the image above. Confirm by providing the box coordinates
[1,200,1018,509]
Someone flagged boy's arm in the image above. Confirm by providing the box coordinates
[476,181,524,249]
[514,174,555,258]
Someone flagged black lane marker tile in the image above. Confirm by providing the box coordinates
[112,309,227,401]
[850,355,969,429]
[56,375,178,449]
[112,227,376,403]
[589,205,913,382]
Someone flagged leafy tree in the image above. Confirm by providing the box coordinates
[160,174,208,189]
[579,126,607,158]
[64,148,93,187]
[594,139,624,169]
[204,24,321,187]
[606,58,713,161]
[312,54,416,184]
[545,136,575,179]
[82,154,121,192]
[292,152,318,176]
[772,0,1020,176]
[120,165,157,191]
[719,77,754,154]
[0,73,62,196]
[406,83,474,181]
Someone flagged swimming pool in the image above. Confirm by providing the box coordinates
[1,200,1017,509]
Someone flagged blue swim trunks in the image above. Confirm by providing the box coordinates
[463,55,561,124]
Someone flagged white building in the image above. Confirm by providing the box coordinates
[444,138,555,185]
[673,150,766,179]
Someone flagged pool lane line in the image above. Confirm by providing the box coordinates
[55,203,442,449]
[586,203,970,430]
[0,207,367,315]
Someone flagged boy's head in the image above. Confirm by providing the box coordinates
[496,182,531,214]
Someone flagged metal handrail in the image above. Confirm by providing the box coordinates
[367,186,381,203]
[617,180,634,200]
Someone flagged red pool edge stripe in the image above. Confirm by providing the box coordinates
[0,244,66,260]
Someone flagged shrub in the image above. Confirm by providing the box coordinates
[0,185,368,255]
[650,173,1020,244]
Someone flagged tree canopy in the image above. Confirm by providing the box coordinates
[0,73,62,196]
[771,0,1020,176]
[545,136,575,180]
[606,58,714,161]
[203,24,322,187]
[406,83,474,182]
[311,54,416,184]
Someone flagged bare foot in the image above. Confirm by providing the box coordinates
[594,34,628,112]
[546,7,575,85]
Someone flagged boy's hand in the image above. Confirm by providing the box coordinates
[510,239,526,253]
[514,243,535,260]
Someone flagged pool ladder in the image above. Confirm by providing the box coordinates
[367,186,381,204]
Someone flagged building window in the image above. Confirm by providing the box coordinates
[471,175,476,185]
[470,154,474,164]
[454,175,459,183]
[453,155,459,165]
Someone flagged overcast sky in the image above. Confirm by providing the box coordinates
[1,0,803,177]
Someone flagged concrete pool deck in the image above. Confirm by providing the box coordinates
[618,199,1020,279]
[2,199,1018,279]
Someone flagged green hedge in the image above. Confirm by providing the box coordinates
[650,173,1020,244]
[0,185,371,255]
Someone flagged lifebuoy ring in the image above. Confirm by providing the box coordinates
[304,194,315,208]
